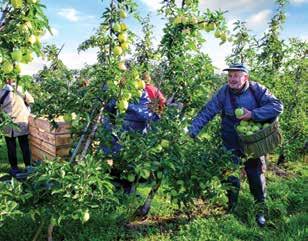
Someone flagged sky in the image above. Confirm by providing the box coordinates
[20,0,308,75]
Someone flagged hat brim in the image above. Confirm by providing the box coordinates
[223,67,248,73]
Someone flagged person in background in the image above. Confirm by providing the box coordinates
[0,78,34,177]
[102,71,166,193]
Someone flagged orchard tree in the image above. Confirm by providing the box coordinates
[0,0,50,82]
[226,20,257,67]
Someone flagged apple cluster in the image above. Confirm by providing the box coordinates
[112,9,129,71]
[236,120,271,136]
[0,0,44,75]
[172,13,227,42]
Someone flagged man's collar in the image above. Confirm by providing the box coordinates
[229,81,249,95]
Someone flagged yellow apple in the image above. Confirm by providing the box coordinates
[2,61,14,73]
[135,79,145,89]
[118,33,128,43]
[119,10,127,19]
[11,50,22,62]
[174,16,182,24]
[113,46,123,56]
[190,16,198,24]
[120,23,128,31]
[113,23,121,33]
[117,99,129,113]
[22,51,33,63]
[15,63,22,73]
[208,22,216,31]
[118,61,127,71]
[121,42,129,50]
[11,0,23,9]
[28,35,36,44]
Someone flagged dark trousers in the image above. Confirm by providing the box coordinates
[226,154,266,207]
[5,135,31,168]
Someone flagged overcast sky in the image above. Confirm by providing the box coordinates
[20,0,308,75]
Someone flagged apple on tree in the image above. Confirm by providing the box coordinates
[117,99,129,113]
[113,46,123,56]
[118,33,128,43]
[2,61,14,73]
[120,23,128,31]
[118,61,127,71]
[119,9,127,19]
[11,49,23,62]
[121,42,129,51]
[113,23,122,33]
[11,0,23,9]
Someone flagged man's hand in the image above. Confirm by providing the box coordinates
[238,108,252,120]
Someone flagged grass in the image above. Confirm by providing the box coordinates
[0,146,307,240]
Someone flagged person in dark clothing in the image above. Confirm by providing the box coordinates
[188,63,283,227]
[102,72,166,193]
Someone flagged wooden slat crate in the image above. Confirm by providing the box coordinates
[29,115,72,161]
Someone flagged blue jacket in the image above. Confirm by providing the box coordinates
[123,90,159,132]
[188,81,283,151]
[102,90,160,155]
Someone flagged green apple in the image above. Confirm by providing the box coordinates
[123,92,132,101]
[118,61,126,71]
[174,16,182,24]
[200,22,208,30]
[11,0,23,9]
[11,49,23,61]
[0,54,3,63]
[251,126,260,132]
[119,9,127,19]
[113,23,121,33]
[237,125,246,133]
[207,22,215,31]
[22,51,33,63]
[240,120,248,126]
[190,16,198,24]
[246,131,254,136]
[2,61,14,73]
[26,0,37,3]
[28,35,36,44]
[113,46,123,56]
[82,210,90,223]
[23,21,32,31]
[15,63,22,73]
[120,23,128,31]
[161,139,170,149]
[117,99,129,113]
[134,79,145,89]
[181,16,188,24]
[235,108,245,118]
[118,33,128,43]
[220,32,227,42]
[120,42,129,50]
[35,36,40,44]
[214,31,221,38]
[127,174,135,182]
[63,113,72,122]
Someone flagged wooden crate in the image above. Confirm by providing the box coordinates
[29,115,72,161]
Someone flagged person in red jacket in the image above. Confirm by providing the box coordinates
[143,72,166,115]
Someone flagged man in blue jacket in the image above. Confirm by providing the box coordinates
[188,63,283,227]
